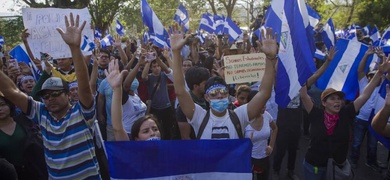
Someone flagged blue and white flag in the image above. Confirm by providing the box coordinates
[116,20,125,36]
[81,35,95,52]
[199,14,215,34]
[141,0,169,48]
[9,44,41,81]
[322,18,336,50]
[196,30,206,44]
[105,139,252,180]
[223,17,242,43]
[380,26,390,46]
[0,36,4,45]
[363,25,371,36]
[314,49,326,60]
[143,30,150,43]
[306,4,320,29]
[100,34,114,48]
[173,4,190,32]
[264,0,316,107]
[316,39,374,100]
[335,29,346,38]
[370,26,381,44]
[214,15,225,35]
[94,28,102,39]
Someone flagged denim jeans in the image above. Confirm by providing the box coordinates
[350,118,378,164]
[303,160,327,180]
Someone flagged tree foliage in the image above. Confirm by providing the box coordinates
[19,0,89,8]
[89,0,124,37]
[355,0,390,30]
[0,17,24,48]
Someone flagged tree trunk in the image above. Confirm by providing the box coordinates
[346,0,356,24]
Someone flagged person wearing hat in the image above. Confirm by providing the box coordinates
[300,56,389,179]
[349,46,386,171]
[0,14,100,179]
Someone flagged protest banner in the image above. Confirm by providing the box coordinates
[22,8,93,59]
[224,53,266,84]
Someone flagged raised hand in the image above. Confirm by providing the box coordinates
[113,34,121,48]
[162,47,170,60]
[105,59,128,89]
[259,28,278,59]
[378,55,390,73]
[326,46,338,61]
[385,84,390,107]
[169,24,191,51]
[56,13,86,48]
[365,46,375,56]
[375,47,385,59]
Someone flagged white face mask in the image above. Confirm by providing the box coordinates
[146,137,161,141]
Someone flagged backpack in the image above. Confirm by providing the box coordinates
[196,110,244,139]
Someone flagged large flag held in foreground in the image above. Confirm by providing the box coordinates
[105,139,252,180]
[264,0,316,107]
[141,0,169,48]
[316,39,373,100]
[9,44,41,81]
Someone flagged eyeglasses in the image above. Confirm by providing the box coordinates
[41,90,64,100]
[207,88,229,98]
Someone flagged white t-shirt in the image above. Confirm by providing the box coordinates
[188,104,250,139]
[245,111,274,159]
[122,94,147,134]
[356,77,380,121]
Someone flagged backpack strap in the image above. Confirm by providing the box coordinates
[228,110,244,138]
[197,110,243,139]
[197,111,210,139]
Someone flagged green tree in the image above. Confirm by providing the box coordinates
[356,0,390,30]
[0,17,24,47]
[89,0,124,37]
[19,0,89,8]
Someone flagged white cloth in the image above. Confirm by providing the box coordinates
[122,94,147,134]
[188,104,250,139]
[356,77,380,121]
[245,111,274,159]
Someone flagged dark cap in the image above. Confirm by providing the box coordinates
[321,88,345,101]
[36,77,68,96]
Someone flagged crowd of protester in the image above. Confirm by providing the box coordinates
[1,11,390,180]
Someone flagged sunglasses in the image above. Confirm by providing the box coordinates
[41,90,64,100]
[207,88,229,98]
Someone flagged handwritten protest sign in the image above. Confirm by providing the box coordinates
[22,8,93,59]
[224,53,266,84]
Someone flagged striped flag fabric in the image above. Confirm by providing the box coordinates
[264,0,316,107]
[370,26,381,44]
[223,17,242,43]
[316,39,374,100]
[141,0,169,48]
[116,20,125,36]
[100,34,114,48]
[105,139,252,180]
[0,36,4,45]
[81,35,95,52]
[9,44,41,81]
[94,28,102,39]
[199,13,215,34]
[214,15,225,35]
[314,49,326,60]
[306,4,320,29]
[173,4,190,32]
[321,18,336,50]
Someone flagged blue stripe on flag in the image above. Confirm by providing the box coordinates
[105,139,252,179]
[9,44,41,80]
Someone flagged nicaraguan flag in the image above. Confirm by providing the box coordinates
[9,44,41,80]
[199,13,215,34]
[173,4,190,32]
[370,26,381,44]
[196,30,205,44]
[322,18,336,50]
[316,39,374,100]
[306,4,320,29]
[105,139,252,180]
[264,0,316,107]
[335,29,346,38]
[0,36,4,45]
[94,28,102,39]
[81,35,95,52]
[116,20,125,36]
[143,30,150,43]
[101,34,114,48]
[363,25,371,36]
[214,15,225,35]
[223,17,242,43]
[380,26,390,46]
[141,0,169,48]
[314,49,326,60]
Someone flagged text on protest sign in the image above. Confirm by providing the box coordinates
[22,8,93,59]
[224,53,266,84]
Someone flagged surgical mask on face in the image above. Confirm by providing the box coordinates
[210,97,229,113]
[146,137,161,141]
[130,79,139,92]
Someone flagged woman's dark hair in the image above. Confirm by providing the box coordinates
[0,96,16,117]
[130,114,162,140]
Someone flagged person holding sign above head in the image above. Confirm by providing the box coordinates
[0,13,101,179]
[170,23,278,139]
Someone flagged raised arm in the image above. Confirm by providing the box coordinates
[306,47,337,87]
[114,34,128,65]
[105,59,129,141]
[123,55,145,92]
[300,85,313,113]
[56,13,93,108]
[89,54,99,95]
[170,24,195,119]
[0,70,29,112]
[372,84,390,137]
[21,29,36,61]
[247,28,278,120]
[357,46,374,80]
[141,62,150,81]
[354,55,390,112]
